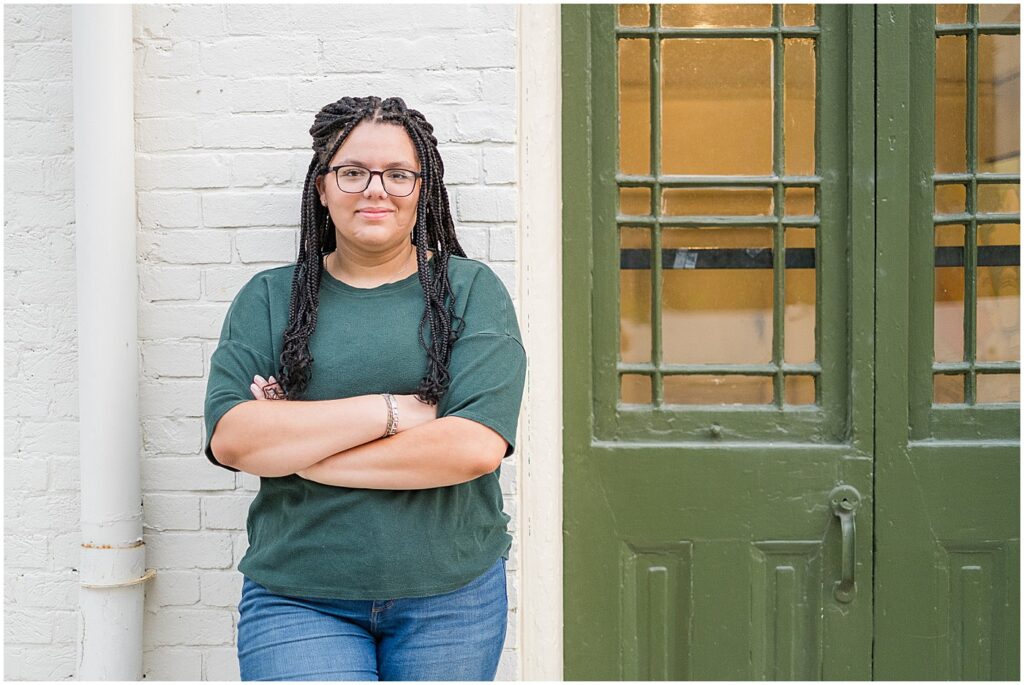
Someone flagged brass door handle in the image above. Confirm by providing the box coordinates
[828,484,862,603]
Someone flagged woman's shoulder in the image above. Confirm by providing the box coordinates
[220,265,297,333]
[219,265,295,348]
[254,263,298,286]
[235,264,297,302]
[444,255,519,338]
[445,255,508,294]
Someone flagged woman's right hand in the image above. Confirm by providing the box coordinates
[393,394,438,433]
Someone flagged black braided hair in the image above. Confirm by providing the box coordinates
[278,96,467,403]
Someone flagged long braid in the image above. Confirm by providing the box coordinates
[278,96,466,404]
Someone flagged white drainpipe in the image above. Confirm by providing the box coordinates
[72,5,154,679]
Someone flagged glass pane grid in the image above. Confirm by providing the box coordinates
[615,6,821,38]
[934,10,1021,35]
[932,5,1021,405]
[616,3,821,408]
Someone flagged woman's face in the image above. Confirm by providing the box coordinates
[316,120,421,254]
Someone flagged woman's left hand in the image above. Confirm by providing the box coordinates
[251,375,286,400]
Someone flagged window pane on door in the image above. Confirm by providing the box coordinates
[614,4,822,407]
[976,373,1019,402]
[932,7,1020,405]
[979,4,1021,25]
[783,5,816,27]
[976,223,1020,363]
[661,187,774,216]
[661,38,774,175]
[620,226,653,366]
[661,4,773,28]
[785,227,816,365]
[935,183,967,213]
[784,38,816,175]
[978,34,1020,173]
[621,374,653,404]
[977,183,1020,213]
[934,373,967,403]
[934,224,966,363]
[935,35,968,174]
[619,38,651,175]
[621,187,652,216]
[663,374,773,404]
[784,374,816,404]
[661,228,774,365]
[618,4,651,28]
[784,186,816,216]
[937,5,968,25]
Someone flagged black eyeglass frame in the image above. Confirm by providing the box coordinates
[325,165,423,197]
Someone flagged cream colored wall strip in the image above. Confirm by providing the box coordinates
[517,3,563,681]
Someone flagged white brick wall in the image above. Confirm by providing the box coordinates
[5,4,79,681]
[5,3,521,681]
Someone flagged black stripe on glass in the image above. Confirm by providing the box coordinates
[619,246,1020,269]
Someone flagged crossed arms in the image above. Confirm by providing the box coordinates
[210,385,507,489]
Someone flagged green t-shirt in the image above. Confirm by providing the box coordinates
[203,254,527,600]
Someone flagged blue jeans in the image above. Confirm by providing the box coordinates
[237,556,508,681]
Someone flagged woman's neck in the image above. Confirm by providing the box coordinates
[324,243,433,288]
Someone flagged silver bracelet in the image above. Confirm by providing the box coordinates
[381,393,399,437]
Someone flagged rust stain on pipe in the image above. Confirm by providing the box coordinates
[81,539,144,550]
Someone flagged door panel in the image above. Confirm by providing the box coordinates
[563,5,876,679]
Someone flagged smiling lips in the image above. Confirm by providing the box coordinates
[358,207,392,218]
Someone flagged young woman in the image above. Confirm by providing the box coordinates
[203,96,527,681]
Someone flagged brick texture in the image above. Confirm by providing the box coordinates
[5,4,521,680]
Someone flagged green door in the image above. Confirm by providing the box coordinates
[874,4,1020,679]
[562,4,1019,680]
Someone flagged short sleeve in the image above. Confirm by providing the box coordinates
[437,261,527,458]
[203,277,278,472]
[438,333,527,458]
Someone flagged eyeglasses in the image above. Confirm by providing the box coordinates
[327,165,422,197]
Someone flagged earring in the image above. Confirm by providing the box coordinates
[320,213,332,256]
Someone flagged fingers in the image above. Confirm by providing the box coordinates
[252,375,285,400]
[251,375,270,400]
